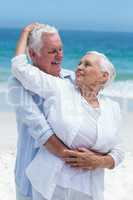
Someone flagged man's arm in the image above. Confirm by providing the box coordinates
[63,148,115,170]
[8,78,68,158]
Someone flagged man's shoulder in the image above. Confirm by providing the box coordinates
[8,76,24,89]
[61,68,75,82]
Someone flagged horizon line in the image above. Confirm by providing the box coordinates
[0,27,133,34]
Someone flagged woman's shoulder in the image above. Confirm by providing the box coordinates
[102,97,121,123]
[102,96,120,112]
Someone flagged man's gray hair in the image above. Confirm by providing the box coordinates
[86,51,116,87]
[27,23,58,54]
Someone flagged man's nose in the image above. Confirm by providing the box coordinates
[56,50,63,59]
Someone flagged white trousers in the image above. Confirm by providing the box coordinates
[32,185,93,200]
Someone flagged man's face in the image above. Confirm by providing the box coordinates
[31,33,63,76]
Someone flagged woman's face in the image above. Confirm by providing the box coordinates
[75,53,108,89]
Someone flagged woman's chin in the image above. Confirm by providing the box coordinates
[75,79,82,88]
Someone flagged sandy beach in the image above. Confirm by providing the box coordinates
[0,81,133,200]
[0,112,17,200]
[0,110,133,200]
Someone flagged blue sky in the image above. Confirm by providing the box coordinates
[1,0,133,31]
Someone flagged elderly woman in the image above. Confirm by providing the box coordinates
[11,25,124,200]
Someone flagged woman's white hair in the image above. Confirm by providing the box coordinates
[86,51,116,87]
[27,23,58,55]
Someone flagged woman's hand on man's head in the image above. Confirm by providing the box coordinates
[15,23,40,56]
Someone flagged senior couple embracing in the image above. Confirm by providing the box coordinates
[9,23,124,200]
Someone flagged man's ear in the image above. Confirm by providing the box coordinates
[28,48,39,65]
[28,48,36,60]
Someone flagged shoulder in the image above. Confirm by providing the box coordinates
[61,68,75,82]
[103,96,121,117]
[8,76,24,89]
[107,97,120,110]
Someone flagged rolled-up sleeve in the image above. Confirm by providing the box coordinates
[11,54,59,98]
[108,141,125,168]
[108,103,125,168]
[8,78,55,147]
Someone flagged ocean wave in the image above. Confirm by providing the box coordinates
[0,80,133,112]
[1,80,133,98]
[102,80,133,99]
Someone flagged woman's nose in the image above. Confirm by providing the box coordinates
[77,64,84,70]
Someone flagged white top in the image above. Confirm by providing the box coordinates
[11,55,124,200]
[57,99,100,193]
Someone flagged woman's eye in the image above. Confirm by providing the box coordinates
[85,62,92,67]
[85,63,89,67]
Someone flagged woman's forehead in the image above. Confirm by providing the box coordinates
[81,54,100,65]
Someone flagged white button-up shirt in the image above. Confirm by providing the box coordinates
[11,54,124,200]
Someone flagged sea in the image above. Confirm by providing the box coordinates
[1,28,133,81]
[0,28,133,111]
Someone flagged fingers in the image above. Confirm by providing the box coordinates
[67,162,95,170]
[77,148,96,156]
[23,23,41,34]
[65,161,94,170]
[64,157,83,163]
[66,161,84,168]
[77,147,88,152]
[63,149,80,158]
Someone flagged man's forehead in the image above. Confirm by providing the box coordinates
[42,33,61,42]
[42,33,62,48]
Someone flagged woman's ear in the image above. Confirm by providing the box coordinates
[102,71,109,84]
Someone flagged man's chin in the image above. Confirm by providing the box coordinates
[53,67,61,76]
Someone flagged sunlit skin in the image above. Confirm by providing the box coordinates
[29,32,63,76]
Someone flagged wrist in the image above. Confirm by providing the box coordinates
[99,155,115,169]
[60,147,69,158]
[20,31,29,41]
[44,134,69,158]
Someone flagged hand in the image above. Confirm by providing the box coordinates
[21,23,41,36]
[63,147,103,170]
[15,23,41,56]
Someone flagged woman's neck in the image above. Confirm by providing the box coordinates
[80,85,101,108]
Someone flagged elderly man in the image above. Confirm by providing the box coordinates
[9,23,75,200]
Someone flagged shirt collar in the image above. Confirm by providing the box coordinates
[60,68,75,83]
[60,69,71,78]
